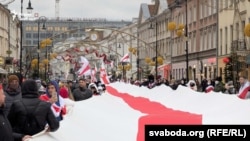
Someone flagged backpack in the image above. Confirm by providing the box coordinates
[21,101,43,135]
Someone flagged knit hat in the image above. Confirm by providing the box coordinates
[8,75,19,83]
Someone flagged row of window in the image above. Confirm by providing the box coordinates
[172,66,217,80]
[219,18,250,56]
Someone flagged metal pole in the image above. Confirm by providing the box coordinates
[155,22,158,80]
[37,21,40,78]
[45,43,48,81]
[185,0,189,81]
[136,31,139,80]
[20,0,23,75]
[122,43,125,80]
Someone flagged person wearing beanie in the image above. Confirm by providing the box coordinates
[3,74,22,116]
[7,79,59,136]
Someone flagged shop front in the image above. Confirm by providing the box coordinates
[157,64,171,80]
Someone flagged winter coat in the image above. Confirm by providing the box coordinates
[72,87,93,101]
[0,107,14,141]
[214,82,225,92]
[1,106,30,141]
[3,85,22,116]
[8,80,59,136]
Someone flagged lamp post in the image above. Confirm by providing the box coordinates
[37,16,47,78]
[149,18,158,80]
[136,32,140,80]
[20,0,33,75]
[44,40,48,81]
[185,0,189,81]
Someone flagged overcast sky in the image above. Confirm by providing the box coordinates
[7,0,152,20]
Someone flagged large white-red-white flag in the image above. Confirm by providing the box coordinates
[77,56,91,77]
[120,53,130,62]
[28,83,250,141]
[100,62,110,84]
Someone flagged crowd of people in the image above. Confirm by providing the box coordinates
[0,74,106,141]
[130,74,250,99]
[1,73,250,140]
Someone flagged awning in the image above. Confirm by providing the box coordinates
[0,67,8,74]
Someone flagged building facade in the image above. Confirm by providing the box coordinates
[0,4,20,75]
[218,0,250,85]
[170,0,218,82]
[137,0,218,82]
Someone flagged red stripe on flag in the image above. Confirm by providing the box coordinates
[106,86,202,141]
[79,64,91,76]
[238,86,250,99]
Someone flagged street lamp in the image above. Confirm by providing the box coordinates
[136,32,140,80]
[20,0,33,75]
[184,0,189,81]
[37,16,47,78]
[148,18,158,80]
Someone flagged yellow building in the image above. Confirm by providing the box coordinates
[218,1,250,82]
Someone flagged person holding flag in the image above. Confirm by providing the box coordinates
[100,61,110,85]
[237,76,250,99]
[77,56,91,77]
[90,64,97,83]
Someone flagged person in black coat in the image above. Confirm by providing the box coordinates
[3,74,22,116]
[7,79,60,136]
[0,84,31,141]
[72,78,93,101]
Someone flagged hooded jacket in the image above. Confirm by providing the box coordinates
[40,80,66,121]
[8,79,59,135]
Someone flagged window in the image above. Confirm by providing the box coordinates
[214,0,217,14]
[199,3,203,19]
[40,33,46,38]
[236,23,239,39]
[203,29,207,50]
[193,32,196,51]
[213,26,217,49]
[33,40,38,45]
[25,40,31,45]
[207,28,211,49]
[225,27,228,54]
[26,33,32,38]
[33,33,38,38]
[220,28,222,55]
[200,31,203,51]
[193,6,197,22]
